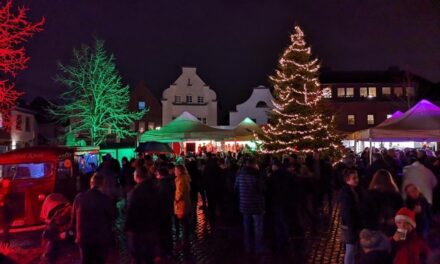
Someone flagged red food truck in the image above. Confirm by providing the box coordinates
[0,146,99,232]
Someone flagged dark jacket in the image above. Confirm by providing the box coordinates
[72,188,116,245]
[267,168,289,210]
[406,195,432,237]
[125,180,159,233]
[235,166,265,215]
[155,176,175,217]
[339,184,362,243]
[359,250,392,264]
[362,190,403,236]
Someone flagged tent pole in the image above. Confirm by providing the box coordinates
[369,138,372,165]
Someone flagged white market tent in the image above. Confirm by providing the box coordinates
[139,112,233,143]
[348,100,440,142]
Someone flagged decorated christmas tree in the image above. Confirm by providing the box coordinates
[260,26,341,156]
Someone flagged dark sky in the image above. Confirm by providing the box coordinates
[14,0,440,119]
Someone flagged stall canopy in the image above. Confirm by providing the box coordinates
[229,117,263,141]
[139,112,232,142]
[348,100,440,141]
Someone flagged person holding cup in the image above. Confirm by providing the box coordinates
[391,207,431,264]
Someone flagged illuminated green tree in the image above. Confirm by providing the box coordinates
[50,39,146,146]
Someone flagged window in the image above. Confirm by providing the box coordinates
[202,118,207,124]
[382,87,391,96]
[337,88,345,97]
[16,115,22,130]
[347,115,355,125]
[406,87,415,97]
[360,87,368,97]
[175,96,181,103]
[0,163,53,180]
[256,101,268,108]
[337,88,354,98]
[139,121,145,133]
[322,87,332,98]
[25,117,30,132]
[197,96,204,104]
[367,114,375,125]
[360,87,376,98]
[138,101,146,110]
[394,87,403,97]
[186,96,192,103]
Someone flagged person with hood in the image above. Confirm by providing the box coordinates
[235,158,265,255]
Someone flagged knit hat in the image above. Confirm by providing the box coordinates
[395,207,416,228]
[359,229,386,250]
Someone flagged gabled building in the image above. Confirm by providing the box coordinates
[320,68,433,133]
[229,85,274,126]
[129,81,162,133]
[162,67,218,126]
[0,107,36,152]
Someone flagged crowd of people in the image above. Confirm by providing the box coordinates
[37,147,440,264]
[338,147,440,264]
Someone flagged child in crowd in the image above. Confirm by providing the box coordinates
[391,207,430,264]
[404,183,432,240]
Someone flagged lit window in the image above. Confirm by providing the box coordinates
[139,121,145,133]
[367,114,375,125]
[360,87,368,97]
[175,96,181,103]
[382,87,391,95]
[387,114,392,119]
[346,88,354,97]
[186,96,192,103]
[197,96,204,104]
[347,115,355,125]
[368,87,376,98]
[406,87,415,96]
[138,101,146,110]
[148,122,154,130]
[394,87,403,97]
[337,88,345,97]
[360,87,376,98]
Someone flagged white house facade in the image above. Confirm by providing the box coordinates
[0,107,36,152]
[229,85,274,126]
[162,67,218,126]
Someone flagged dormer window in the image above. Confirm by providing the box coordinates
[256,101,268,108]
[187,78,192,86]
[138,101,146,110]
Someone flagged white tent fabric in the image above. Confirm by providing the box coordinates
[347,100,440,141]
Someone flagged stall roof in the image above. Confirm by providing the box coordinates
[347,100,440,141]
[139,112,232,143]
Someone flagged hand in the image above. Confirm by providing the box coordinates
[392,232,401,241]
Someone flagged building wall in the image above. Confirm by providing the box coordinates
[162,67,217,125]
[229,86,274,126]
[10,109,36,149]
[129,81,162,134]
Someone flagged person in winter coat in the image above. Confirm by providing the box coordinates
[72,173,116,264]
[125,166,160,264]
[404,183,432,240]
[339,169,362,264]
[202,155,224,226]
[174,164,192,250]
[402,160,437,204]
[359,229,392,264]
[155,166,175,259]
[362,169,403,236]
[235,158,265,255]
[391,207,431,264]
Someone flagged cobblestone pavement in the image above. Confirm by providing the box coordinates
[1,199,345,264]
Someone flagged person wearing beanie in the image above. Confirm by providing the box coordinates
[359,229,392,264]
[391,207,431,264]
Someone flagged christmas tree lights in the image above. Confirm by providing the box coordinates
[49,39,146,147]
[258,26,341,156]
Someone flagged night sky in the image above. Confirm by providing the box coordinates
[13,0,440,120]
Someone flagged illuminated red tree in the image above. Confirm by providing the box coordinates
[0,0,44,129]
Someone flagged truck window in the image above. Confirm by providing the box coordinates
[0,163,53,180]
